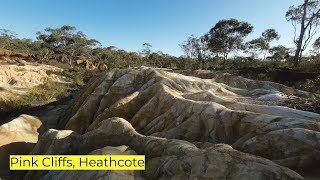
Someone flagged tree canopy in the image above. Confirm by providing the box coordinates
[36,25,100,65]
[246,29,280,59]
[203,18,253,65]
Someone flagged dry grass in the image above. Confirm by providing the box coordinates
[27,81,68,101]
[0,81,69,113]
[0,91,30,112]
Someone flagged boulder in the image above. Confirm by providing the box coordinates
[0,115,43,177]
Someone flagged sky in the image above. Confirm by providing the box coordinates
[0,0,302,56]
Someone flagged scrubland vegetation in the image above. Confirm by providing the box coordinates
[0,0,320,100]
[0,81,69,113]
[0,1,320,72]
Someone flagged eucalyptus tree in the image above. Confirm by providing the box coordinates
[203,18,253,65]
[246,29,280,59]
[140,43,152,58]
[286,0,320,66]
[36,25,100,66]
[261,29,280,59]
[0,29,17,49]
[269,45,290,60]
[180,35,211,66]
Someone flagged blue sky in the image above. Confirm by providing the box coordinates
[0,0,301,56]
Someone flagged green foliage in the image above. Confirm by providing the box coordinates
[1,24,320,72]
[48,60,97,86]
[297,56,320,71]
[262,29,280,43]
[36,25,100,64]
[27,81,69,102]
[179,35,210,64]
[203,18,253,63]
[269,45,290,60]
[140,43,152,58]
[246,38,268,58]
[0,29,37,54]
[246,29,280,59]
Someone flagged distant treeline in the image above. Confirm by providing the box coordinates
[1,1,320,71]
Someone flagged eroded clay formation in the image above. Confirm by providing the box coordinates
[1,67,319,179]
[0,115,43,176]
[0,52,72,94]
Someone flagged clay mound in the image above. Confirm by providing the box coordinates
[0,64,68,90]
[61,67,320,173]
[25,118,302,179]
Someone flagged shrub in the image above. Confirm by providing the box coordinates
[297,75,320,94]
[27,81,69,102]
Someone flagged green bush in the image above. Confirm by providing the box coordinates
[27,81,69,102]
[48,60,98,86]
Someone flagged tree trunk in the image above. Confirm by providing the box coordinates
[299,50,303,63]
[223,53,228,68]
[69,58,73,68]
[294,29,306,66]
[293,0,308,67]
[263,50,268,60]
[198,54,205,69]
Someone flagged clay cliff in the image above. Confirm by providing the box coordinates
[1,67,320,179]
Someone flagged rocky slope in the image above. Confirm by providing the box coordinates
[1,67,320,179]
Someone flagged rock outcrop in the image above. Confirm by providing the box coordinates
[0,49,74,117]
[0,49,72,95]
[60,67,320,176]
[25,118,303,179]
[0,115,43,177]
[1,67,320,179]
[0,63,71,94]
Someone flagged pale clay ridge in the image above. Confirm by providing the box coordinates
[1,67,320,179]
